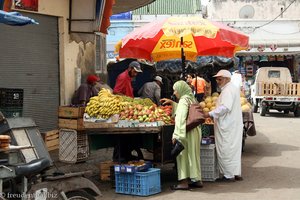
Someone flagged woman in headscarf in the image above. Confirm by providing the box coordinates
[161,80,202,190]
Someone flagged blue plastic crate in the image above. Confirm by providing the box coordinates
[114,161,152,173]
[115,168,161,196]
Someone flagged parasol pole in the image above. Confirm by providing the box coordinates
[181,37,186,79]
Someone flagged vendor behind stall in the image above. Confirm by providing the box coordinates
[113,61,142,97]
[112,61,144,162]
[138,76,163,105]
[71,75,100,106]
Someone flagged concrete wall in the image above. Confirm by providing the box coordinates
[206,0,300,20]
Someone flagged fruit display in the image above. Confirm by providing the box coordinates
[119,104,174,124]
[85,88,174,124]
[121,96,155,107]
[85,89,129,119]
[240,93,252,112]
[199,92,252,125]
[199,92,219,113]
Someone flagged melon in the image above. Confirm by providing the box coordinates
[242,104,251,112]
[203,108,210,113]
[204,97,212,103]
[206,102,212,109]
[212,96,218,102]
[212,92,219,97]
[240,97,247,106]
[199,101,206,108]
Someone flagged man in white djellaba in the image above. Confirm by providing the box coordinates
[204,69,243,182]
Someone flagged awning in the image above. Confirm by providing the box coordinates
[112,0,155,14]
[237,40,300,56]
[99,0,115,34]
[100,0,156,34]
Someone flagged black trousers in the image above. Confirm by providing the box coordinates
[112,135,143,162]
[195,93,204,102]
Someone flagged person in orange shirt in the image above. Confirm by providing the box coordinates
[186,73,206,102]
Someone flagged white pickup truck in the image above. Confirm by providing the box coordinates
[250,67,300,117]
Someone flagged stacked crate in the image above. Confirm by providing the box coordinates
[99,160,118,181]
[201,144,219,181]
[0,88,23,118]
[43,129,59,151]
[58,106,89,163]
[58,106,85,130]
[59,129,89,163]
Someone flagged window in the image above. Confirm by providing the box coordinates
[268,70,280,78]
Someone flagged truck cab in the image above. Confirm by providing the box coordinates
[250,67,300,117]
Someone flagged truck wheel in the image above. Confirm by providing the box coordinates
[294,108,300,117]
[66,190,96,200]
[260,105,266,116]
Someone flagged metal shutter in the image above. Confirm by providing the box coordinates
[0,13,59,132]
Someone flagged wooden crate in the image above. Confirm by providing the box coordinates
[286,83,300,96]
[99,160,117,181]
[58,106,85,118]
[58,118,84,130]
[258,82,285,96]
[257,82,300,96]
[84,121,116,129]
[58,106,85,130]
[43,129,59,151]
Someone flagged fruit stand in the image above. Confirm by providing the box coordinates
[57,89,256,165]
[58,88,175,164]
[199,92,256,150]
[86,125,174,164]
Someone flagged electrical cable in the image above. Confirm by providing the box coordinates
[254,0,296,30]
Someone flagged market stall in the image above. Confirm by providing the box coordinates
[58,88,175,164]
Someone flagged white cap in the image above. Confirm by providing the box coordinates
[154,76,163,84]
[213,70,232,78]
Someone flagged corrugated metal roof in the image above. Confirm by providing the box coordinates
[133,0,201,15]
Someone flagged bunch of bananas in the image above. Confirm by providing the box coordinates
[85,89,129,119]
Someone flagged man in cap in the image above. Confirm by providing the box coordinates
[138,76,163,105]
[204,69,243,182]
[113,61,143,97]
[71,74,100,105]
[113,61,143,162]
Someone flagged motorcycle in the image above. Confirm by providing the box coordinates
[0,112,101,200]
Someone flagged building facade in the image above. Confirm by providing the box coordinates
[0,0,154,131]
[204,0,300,81]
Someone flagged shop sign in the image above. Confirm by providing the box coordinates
[14,0,38,11]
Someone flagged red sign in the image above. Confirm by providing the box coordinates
[14,0,38,11]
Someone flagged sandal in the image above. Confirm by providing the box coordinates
[170,185,190,191]
[235,176,243,181]
[188,181,203,188]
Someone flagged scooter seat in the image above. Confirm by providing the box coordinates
[15,157,50,178]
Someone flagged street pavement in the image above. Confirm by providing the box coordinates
[51,111,300,200]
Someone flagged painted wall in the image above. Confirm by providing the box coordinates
[206,0,300,20]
